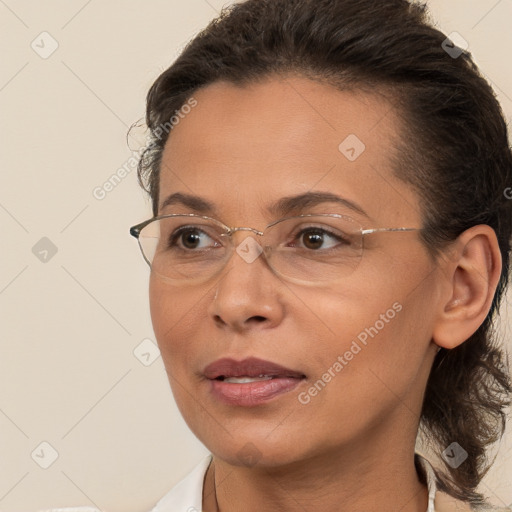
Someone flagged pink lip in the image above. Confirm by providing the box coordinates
[203,357,306,407]
[203,357,305,379]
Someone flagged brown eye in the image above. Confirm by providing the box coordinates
[301,230,325,250]
[179,229,203,249]
[293,227,348,251]
[168,226,217,250]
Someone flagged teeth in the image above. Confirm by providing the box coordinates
[223,375,274,384]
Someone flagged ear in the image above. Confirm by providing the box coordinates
[432,225,502,350]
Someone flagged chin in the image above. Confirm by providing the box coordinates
[188,421,315,468]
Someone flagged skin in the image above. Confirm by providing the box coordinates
[148,74,501,512]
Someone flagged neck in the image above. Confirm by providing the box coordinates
[203,437,429,512]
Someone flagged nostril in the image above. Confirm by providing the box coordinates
[213,315,225,325]
[250,315,267,323]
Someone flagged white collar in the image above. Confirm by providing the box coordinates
[150,452,438,512]
[150,454,212,512]
[416,452,438,512]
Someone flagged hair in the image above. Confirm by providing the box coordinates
[135,0,512,506]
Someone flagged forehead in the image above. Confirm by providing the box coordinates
[159,75,420,226]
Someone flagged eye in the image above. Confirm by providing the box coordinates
[292,226,349,251]
[168,226,221,250]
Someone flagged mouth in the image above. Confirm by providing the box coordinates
[217,375,275,383]
[203,357,306,406]
[203,357,306,381]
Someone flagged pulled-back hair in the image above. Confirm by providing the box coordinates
[136,0,512,506]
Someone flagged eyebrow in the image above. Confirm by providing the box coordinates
[159,191,369,219]
[159,192,217,214]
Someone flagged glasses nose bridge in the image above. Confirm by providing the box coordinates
[226,225,275,262]
[228,225,265,242]
[223,225,275,277]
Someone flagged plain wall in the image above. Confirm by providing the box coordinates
[0,1,511,510]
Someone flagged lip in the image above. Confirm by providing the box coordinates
[203,357,306,407]
[203,357,305,379]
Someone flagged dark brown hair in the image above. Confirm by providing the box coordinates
[135,0,512,506]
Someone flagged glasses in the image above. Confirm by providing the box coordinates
[129,213,420,286]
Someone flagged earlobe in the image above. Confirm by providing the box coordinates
[432,225,502,350]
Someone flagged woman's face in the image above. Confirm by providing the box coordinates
[150,75,442,467]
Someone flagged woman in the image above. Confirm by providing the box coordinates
[129,0,512,510]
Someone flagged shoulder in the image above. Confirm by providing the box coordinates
[40,455,212,512]
[470,505,512,512]
[434,490,511,512]
[415,452,511,512]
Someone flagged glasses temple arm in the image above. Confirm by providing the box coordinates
[361,227,420,235]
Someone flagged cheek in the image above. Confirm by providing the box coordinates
[148,277,201,359]
[355,283,437,394]
[295,287,434,432]
[149,276,170,340]
[295,259,436,377]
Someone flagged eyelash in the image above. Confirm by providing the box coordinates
[289,226,350,247]
[167,225,350,251]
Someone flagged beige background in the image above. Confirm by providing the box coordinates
[0,1,511,511]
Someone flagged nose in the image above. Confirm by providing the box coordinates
[207,234,286,332]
